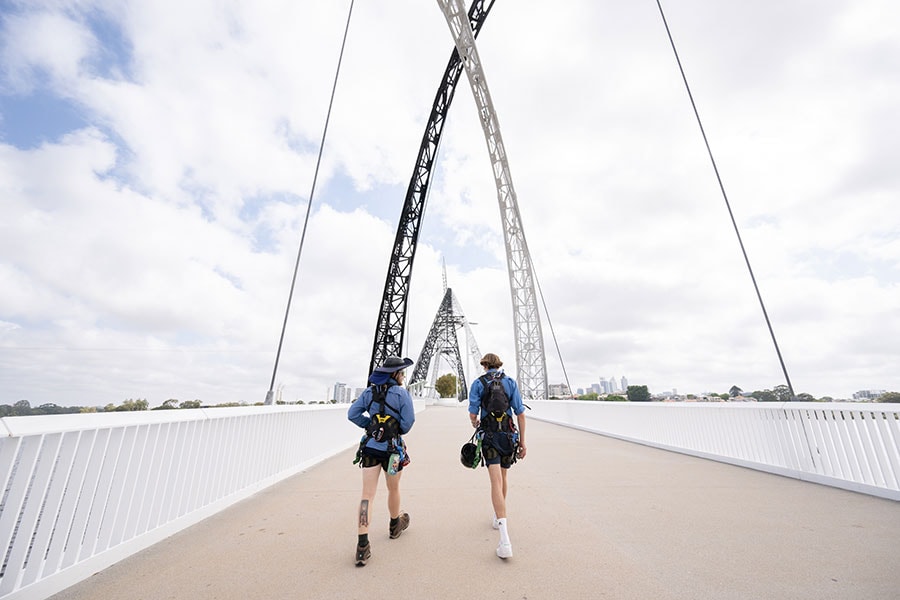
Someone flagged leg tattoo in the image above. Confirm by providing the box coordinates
[358,499,369,528]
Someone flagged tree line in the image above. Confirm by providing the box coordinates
[4,385,898,417]
[432,374,899,404]
[576,385,900,403]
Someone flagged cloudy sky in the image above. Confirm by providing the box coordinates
[1,0,898,408]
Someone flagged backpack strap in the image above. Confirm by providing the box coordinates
[478,372,505,397]
[367,382,400,416]
[360,383,403,453]
[478,374,489,409]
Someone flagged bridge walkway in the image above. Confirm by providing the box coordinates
[49,405,900,599]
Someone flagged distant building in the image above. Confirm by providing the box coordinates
[620,376,628,390]
[853,389,886,400]
[728,395,757,402]
[332,382,354,403]
[549,383,571,398]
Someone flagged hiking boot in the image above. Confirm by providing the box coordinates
[496,542,513,559]
[389,512,410,539]
[355,542,371,567]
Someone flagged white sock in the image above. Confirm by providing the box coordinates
[497,518,511,545]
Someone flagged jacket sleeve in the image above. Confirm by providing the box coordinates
[347,389,372,428]
[507,379,526,415]
[468,377,484,416]
[397,388,416,434]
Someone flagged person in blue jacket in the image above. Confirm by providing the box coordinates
[347,356,416,567]
[468,352,527,559]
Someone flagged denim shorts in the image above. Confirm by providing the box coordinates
[482,431,516,469]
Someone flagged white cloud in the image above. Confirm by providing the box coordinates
[1,0,899,407]
[0,10,97,92]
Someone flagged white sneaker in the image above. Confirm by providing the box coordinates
[492,517,500,530]
[496,542,513,559]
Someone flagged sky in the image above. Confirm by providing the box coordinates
[1,0,898,408]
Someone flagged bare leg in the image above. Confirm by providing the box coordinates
[487,464,506,519]
[385,470,403,519]
[358,466,381,535]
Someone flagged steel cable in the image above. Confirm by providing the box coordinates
[265,0,355,403]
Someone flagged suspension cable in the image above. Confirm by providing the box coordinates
[530,261,575,400]
[265,0,355,404]
[654,0,795,397]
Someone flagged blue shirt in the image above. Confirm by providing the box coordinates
[347,380,416,452]
[468,369,525,418]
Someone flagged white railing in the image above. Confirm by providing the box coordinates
[527,400,900,501]
[0,400,428,600]
[3,399,895,599]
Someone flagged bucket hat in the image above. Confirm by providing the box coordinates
[374,356,414,373]
[369,356,414,385]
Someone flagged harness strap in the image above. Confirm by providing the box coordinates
[367,382,399,416]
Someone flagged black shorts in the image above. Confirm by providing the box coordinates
[360,447,410,473]
[482,431,516,469]
[359,447,391,471]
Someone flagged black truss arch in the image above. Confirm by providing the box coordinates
[368,0,496,379]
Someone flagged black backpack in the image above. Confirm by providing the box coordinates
[480,373,510,431]
[365,383,401,443]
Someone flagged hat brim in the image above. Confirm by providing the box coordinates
[373,357,414,373]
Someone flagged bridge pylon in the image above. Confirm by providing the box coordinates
[409,286,480,402]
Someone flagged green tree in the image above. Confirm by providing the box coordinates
[729,385,743,397]
[750,389,777,402]
[877,391,900,403]
[605,394,627,402]
[115,398,149,411]
[794,393,816,402]
[773,385,793,402]
[626,385,651,402]
[578,392,599,401]
[13,400,32,416]
[179,400,201,409]
[153,399,179,410]
[435,373,458,398]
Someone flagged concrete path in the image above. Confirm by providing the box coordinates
[50,405,900,600]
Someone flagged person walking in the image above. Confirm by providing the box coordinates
[468,352,527,559]
[347,356,416,567]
